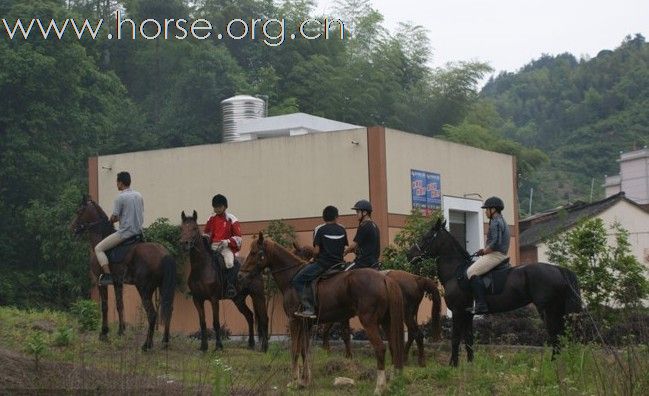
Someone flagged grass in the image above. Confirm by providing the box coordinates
[1,306,648,394]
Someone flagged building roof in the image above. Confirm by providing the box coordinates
[237,113,361,139]
[519,192,648,247]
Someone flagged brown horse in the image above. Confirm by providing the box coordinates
[71,195,175,351]
[180,211,269,352]
[292,244,442,366]
[241,233,404,394]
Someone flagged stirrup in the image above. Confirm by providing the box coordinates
[466,302,488,315]
[225,285,237,298]
[98,273,113,286]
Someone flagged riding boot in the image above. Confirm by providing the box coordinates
[98,272,113,287]
[467,276,488,314]
[294,288,316,319]
[224,267,237,299]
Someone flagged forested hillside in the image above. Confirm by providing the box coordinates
[481,34,649,212]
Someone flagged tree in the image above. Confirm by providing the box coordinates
[382,209,440,279]
[547,218,649,313]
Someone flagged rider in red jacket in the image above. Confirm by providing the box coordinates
[203,194,242,298]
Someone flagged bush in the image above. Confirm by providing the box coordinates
[70,299,100,332]
[25,332,47,369]
[52,326,74,347]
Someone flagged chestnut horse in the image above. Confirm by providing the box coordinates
[71,196,175,351]
[407,218,582,365]
[292,244,442,366]
[242,233,404,394]
[180,211,268,352]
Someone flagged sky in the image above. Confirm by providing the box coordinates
[315,0,649,76]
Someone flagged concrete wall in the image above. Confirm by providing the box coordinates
[96,128,369,224]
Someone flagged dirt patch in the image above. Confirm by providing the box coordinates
[0,347,207,393]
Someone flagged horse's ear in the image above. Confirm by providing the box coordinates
[258,232,264,245]
[192,210,197,221]
[181,211,186,221]
[292,241,299,250]
[81,194,88,205]
[442,220,447,229]
[435,217,442,229]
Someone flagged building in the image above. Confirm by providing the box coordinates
[89,122,519,335]
[604,148,649,205]
[519,192,649,267]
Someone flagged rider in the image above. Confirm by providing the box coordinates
[466,196,510,314]
[95,171,144,286]
[293,205,349,318]
[344,199,380,270]
[204,194,242,299]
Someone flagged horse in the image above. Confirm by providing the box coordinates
[179,211,269,352]
[292,244,442,366]
[71,195,176,351]
[242,233,405,395]
[406,218,582,366]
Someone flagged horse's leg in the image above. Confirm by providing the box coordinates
[232,296,255,349]
[406,312,425,367]
[250,289,269,352]
[211,297,223,351]
[544,305,565,359]
[193,297,208,351]
[98,285,109,341]
[450,313,463,367]
[288,319,302,387]
[359,315,387,395]
[300,321,312,386]
[321,323,333,352]
[114,282,126,336]
[342,319,352,359]
[463,311,475,363]
[138,287,156,351]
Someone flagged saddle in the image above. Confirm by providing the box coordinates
[307,262,350,311]
[457,257,512,295]
[106,234,143,264]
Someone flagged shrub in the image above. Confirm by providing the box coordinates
[25,332,47,369]
[70,299,100,332]
[52,326,74,347]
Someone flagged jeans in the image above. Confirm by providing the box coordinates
[291,262,326,297]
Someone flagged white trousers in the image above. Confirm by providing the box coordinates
[466,251,507,279]
[94,232,124,269]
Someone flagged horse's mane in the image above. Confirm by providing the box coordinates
[435,225,472,264]
[264,238,307,265]
[89,199,110,221]
[88,199,116,235]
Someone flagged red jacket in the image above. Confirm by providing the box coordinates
[204,212,242,253]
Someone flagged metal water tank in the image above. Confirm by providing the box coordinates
[221,95,266,142]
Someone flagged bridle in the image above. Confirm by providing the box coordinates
[243,241,303,280]
[73,201,109,235]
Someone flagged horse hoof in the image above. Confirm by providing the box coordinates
[200,345,208,352]
[142,342,152,352]
[161,341,170,350]
[215,344,224,351]
[99,333,108,342]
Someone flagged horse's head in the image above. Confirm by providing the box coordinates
[241,232,268,279]
[406,217,448,262]
[292,242,314,261]
[180,210,202,251]
[71,194,105,235]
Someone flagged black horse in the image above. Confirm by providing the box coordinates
[407,218,582,366]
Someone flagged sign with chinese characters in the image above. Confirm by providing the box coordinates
[411,170,441,215]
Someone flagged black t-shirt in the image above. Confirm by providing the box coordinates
[354,220,380,267]
[313,223,349,269]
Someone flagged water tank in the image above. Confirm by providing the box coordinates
[221,95,266,142]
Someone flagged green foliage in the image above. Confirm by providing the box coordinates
[70,299,100,332]
[382,209,440,278]
[144,218,181,259]
[547,218,649,313]
[264,219,297,248]
[25,332,47,369]
[52,326,75,347]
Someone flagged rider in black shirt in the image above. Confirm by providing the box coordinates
[344,199,380,269]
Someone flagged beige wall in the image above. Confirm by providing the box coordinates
[96,128,368,225]
[384,128,516,224]
[537,201,649,270]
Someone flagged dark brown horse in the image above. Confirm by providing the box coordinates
[292,244,442,366]
[242,233,404,394]
[180,211,268,352]
[407,218,582,366]
[71,195,175,351]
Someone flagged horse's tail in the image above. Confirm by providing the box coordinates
[421,277,442,342]
[559,267,582,313]
[385,276,405,370]
[160,255,176,322]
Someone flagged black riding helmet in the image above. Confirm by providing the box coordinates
[482,196,504,211]
[212,194,228,208]
[351,199,372,213]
